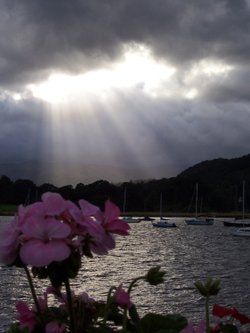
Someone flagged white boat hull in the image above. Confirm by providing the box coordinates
[152,220,177,228]
[185,218,214,225]
[223,219,250,227]
[232,227,250,237]
[122,217,141,223]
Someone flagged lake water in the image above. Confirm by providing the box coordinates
[0,216,250,331]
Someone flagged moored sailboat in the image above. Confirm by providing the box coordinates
[185,183,214,226]
[152,193,177,228]
[223,180,250,227]
[122,187,140,223]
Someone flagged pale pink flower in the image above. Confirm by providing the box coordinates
[71,202,114,255]
[180,320,206,333]
[42,192,67,216]
[102,200,130,235]
[46,321,66,333]
[17,202,45,227]
[78,199,102,220]
[114,284,133,309]
[20,216,71,267]
[16,301,38,332]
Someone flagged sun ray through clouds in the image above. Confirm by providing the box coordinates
[16,43,236,185]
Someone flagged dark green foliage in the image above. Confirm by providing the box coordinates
[5,323,28,333]
[140,313,188,333]
[32,251,81,287]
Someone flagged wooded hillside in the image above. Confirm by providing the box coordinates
[1,154,250,214]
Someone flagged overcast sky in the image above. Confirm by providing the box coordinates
[1,0,250,186]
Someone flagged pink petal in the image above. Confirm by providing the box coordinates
[196,320,206,333]
[105,219,130,235]
[20,240,71,267]
[114,284,132,309]
[79,199,101,217]
[180,322,194,333]
[42,192,66,215]
[104,200,120,222]
[16,301,31,316]
[22,217,71,240]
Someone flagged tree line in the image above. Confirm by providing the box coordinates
[2,153,250,214]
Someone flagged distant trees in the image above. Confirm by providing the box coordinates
[1,153,250,213]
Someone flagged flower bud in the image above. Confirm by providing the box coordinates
[194,277,220,297]
[145,266,166,285]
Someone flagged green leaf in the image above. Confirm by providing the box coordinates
[145,266,166,285]
[5,323,28,333]
[47,251,82,287]
[141,313,188,333]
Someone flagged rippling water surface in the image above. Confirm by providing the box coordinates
[1,216,250,331]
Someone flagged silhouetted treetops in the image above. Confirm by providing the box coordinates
[1,154,250,214]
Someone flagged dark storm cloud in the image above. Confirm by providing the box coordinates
[1,0,250,185]
[1,0,250,86]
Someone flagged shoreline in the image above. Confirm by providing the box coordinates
[0,210,248,218]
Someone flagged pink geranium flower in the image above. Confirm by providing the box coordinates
[20,216,71,267]
[42,192,68,216]
[213,304,250,324]
[78,199,102,220]
[16,301,38,332]
[180,320,205,333]
[71,200,116,255]
[102,200,130,236]
[114,284,133,309]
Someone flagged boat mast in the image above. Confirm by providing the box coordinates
[195,183,198,218]
[123,186,127,214]
[242,180,245,219]
[160,192,163,218]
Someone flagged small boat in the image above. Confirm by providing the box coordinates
[121,187,140,223]
[122,216,141,223]
[223,181,250,227]
[184,184,214,226]
[223,219,250,227]
[139,215,155,221]
[185,217,214,226]
[232,227,250,237]
[152,219,177,228]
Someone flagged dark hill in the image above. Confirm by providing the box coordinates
[175,154,250,212]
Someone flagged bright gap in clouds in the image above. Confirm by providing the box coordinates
[9,43,235,104]
[27,44,176,103]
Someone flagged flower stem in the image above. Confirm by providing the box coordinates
[205,296,210,333]
[103,286,117,325]
[64,278,75,333]
[23,265,43,321]
[128,276,145,294]
[123,308,128,332]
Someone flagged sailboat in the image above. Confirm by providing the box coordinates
[184,183,214,226]
[122,187,140,223]
[152,193,177,228]
[232,227,250,237]
[224,180,250,228]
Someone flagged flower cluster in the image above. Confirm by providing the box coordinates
[0,192,129,269]
[0,192,250,333]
